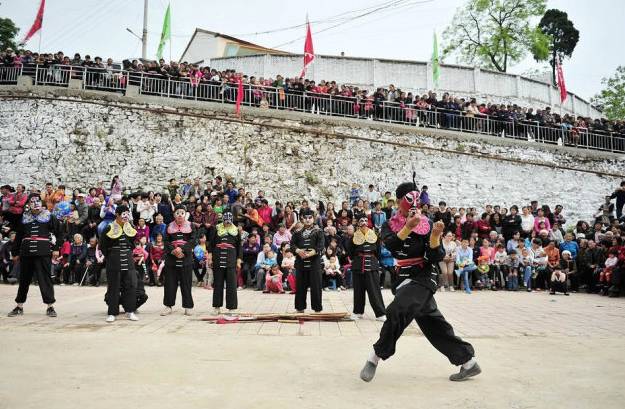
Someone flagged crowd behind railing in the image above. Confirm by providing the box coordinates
[1,48,624,153]
[1,177,624,297]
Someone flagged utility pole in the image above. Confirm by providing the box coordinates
[142,0,148,60]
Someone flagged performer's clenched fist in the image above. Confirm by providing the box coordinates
[432,220,445,237]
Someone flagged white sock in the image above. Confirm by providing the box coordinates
[368,350,380,365]
[462,357,477,370]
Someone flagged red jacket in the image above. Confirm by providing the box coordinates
[9,192,28,215]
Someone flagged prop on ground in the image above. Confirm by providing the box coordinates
[198,312,350,324]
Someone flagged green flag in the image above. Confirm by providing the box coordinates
[156,4,171,60]
[431,31,440,88]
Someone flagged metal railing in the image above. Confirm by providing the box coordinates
[3,63,624,153]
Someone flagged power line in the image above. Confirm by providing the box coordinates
[271,0,435,49]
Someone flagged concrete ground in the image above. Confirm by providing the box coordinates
[0,284,624,409]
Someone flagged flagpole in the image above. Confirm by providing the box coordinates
[169,3,172,62]
[38,26,42,53]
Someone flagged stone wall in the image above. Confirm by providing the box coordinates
[0,86,623,225]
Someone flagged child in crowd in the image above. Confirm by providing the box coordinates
[265,264,284,293]
[193,234,208,287]
[257,249,277,292]
[132,239,149,283]
[505,250,521,291]
[492,243,508,289]
[281,249,296,294]
[51,250,63,284]
[476,256,491,290]
[599,250,619,295]
[323,254,344,291]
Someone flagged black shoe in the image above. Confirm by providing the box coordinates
[8,306,23,317]
[450,362,481,381]
[46,307,57,317]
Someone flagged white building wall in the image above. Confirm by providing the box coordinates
[209,54,602,118]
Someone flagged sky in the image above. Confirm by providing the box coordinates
[1,0,623,100]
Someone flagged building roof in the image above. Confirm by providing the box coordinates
[180,28,291,62]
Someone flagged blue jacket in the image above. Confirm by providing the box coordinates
[559,240,579,259]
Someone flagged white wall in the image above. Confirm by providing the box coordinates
[209,54,602,118]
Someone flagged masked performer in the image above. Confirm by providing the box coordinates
[208,211,241,314]
[7,194,62,318]
[360,182,480,382]
[99,205,139,323]
[345,216,386,321]
[161,205,197,316]
[290,208,324,313]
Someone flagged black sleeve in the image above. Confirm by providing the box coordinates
[11,221,24,255]
[99,226,112,257]
[315,230,324,256]
[50,216,63,251]
[344,237,354,258]
[207,226,216,254]
[381,221,403,253]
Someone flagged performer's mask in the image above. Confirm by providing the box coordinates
[358,217,368,227]
[302,214,314,226]
[223,211,233,225]
[398,191,420,215]
[29,196,42,212]
[174,209,186,221]
[121,211,130,223]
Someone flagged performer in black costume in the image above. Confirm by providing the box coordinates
[360,182,481,382]
[345,216,386,321]
[208,211,242,314]
[161,205,197,316]
[290,208,324,313]
[99,205,139,323]
[7,194,62,318]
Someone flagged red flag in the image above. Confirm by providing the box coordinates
[556,55,567,103]
[299,19,315,78]
[21,0,46,45]
[235,76,244,116]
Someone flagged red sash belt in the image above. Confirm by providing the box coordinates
[216,243,234,249]
[172,240,187,247]
[396,257,425,268]
[25,236,49,241]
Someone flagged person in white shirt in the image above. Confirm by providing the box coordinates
[366,184,381,209]
[520,206,535,238]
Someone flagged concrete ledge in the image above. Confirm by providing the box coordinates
[68,79,83,90]
[16,76,33,87]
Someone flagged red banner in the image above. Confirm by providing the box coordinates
[556,55,567,104]
[299,20,315,78]
[21,0,46,45]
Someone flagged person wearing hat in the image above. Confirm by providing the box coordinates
[161,205,197,316]
[208,210,242,314]
[7,194,63,318]
[99,205,139,323]
[290,207,325,313]
[360,181,479,383]
[345,216,386,321]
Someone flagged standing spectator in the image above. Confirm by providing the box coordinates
[610,181,625,220]
[110,176,123,202]
[365,184,381,208]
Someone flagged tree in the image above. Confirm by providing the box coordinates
[535,9,579,86]
[0,17,19,51]
[442,0,549,72]
[592,66,625,121]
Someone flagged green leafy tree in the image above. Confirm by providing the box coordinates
[535,9,579,86]
[0,17,19,51]
[443,0,549,72]
[592,66,625,121]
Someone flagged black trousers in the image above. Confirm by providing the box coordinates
[135,269,148,309]
[105,268,137,315]
[213,265,237,309]
[163,264,194,309]
[373,281,474,365]
[353,271,386,317]
[15,256,56,305]
[295,267,323,312]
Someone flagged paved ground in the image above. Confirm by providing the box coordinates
[1,284,624,409]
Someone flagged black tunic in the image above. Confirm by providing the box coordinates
[208,224,241,270]
[12,212,62,258]
[380,220,444,292]
[291,226,325,271]
[345,229,381,274]
[164,222,198,269]
[99,224,135,273]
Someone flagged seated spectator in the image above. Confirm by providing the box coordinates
[323,252,345,291]
[265,264,284,293]
[455,239,477,294]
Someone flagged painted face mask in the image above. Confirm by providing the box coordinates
[302,214,314,226]
[174,209,186,220]
[358,217,368,227]
[121,211,130,223]
[29,196,43,211]
[222,212,233,224]
[398,191,420,215]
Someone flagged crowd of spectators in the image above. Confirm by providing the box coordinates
[1,175,624,298]
[1,47,624,151]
